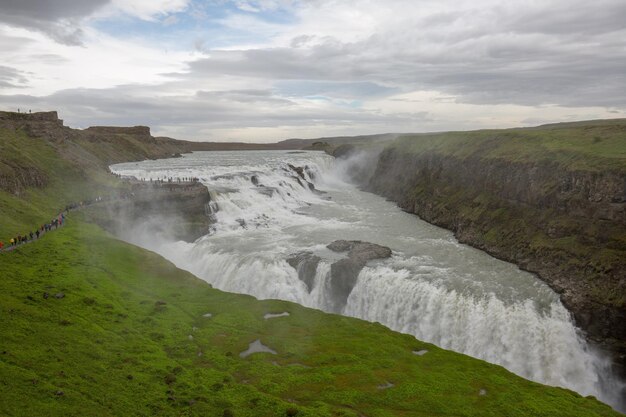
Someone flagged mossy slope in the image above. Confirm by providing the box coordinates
[0,127,121,237]
[392,119,626,171]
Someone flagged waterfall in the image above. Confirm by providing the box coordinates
[344,265,610,398]
[111,150,624,410]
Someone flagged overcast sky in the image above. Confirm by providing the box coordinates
[1,0,624,142]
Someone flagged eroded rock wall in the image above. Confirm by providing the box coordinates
[86,182,212,242]
[368,147,626,359]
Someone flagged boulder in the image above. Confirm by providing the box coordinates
[287,164,306,180]
[327,240,353,252]
[287,252,321,292]
[288,241,392,311]
[326,240,392,311]
[327,258,365,311]
[327,240,392,262]
[257,187,277,197]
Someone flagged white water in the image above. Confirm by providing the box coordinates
[111,150,623,409]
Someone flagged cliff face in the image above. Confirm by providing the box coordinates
[0,111,65,141]
[0,162,47,194]
[367,124,626,363]
[371,151,625,225]
[0,110,62,123]
[86,182,213,242]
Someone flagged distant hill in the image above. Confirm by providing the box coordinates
[152,132,399,152]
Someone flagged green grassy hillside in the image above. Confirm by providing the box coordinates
[0,116,623,416]
[0,128,113,237]
[393,119,626,171]
[0,123,179,238]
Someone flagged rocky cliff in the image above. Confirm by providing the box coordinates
[0,111,65,142]
[0,111,190,193]
[85,182,213,242]
[367,121,626,367]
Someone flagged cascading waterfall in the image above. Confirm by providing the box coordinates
[345,265,603,392]
[111,150,624,410]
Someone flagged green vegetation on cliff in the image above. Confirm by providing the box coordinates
[1,113,622,416]
[393,119,626,171]
[370,119,626,352]
[0,128,108,236]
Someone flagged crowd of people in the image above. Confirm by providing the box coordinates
[0,196,111,253]
[143,176,200,184]
[0,192,130,253]
[1,213,65,252]
[0,173,202,253]
[110,170,200,185]
[118,175,203,192]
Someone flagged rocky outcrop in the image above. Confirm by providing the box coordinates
[288,164,306,179]
[286,164,319,192]
[0,111,62,123]
[0,163,48,194]
[287,241,392,312]
[327,240,393,260]
[367,146,626,366]
[0,111,195,171]
[326,240,392,311]
[87,182,213,242]
[0,111,66,140]
[286,252,322,292]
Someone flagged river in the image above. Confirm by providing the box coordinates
[110,150,623,410]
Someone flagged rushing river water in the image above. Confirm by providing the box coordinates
[111,150,623,409]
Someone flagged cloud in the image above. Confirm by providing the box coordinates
[0,0,191,45]
[2,83,620,143]
[0,84,427,140]
[0,0,109,21]
[162,15,180,26]
[0,0,109,45]
[232,0,294,13]
[275,81,396,99]
[234,1,262,13]
[183,0,626,109]
[108,0,190,21]
[0,0,625,141]
[0,66,29,89]
[506,0,626,36]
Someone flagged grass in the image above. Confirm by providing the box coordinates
[0,221,621,417]
[392,119,626,171]
[0,128,120,237]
